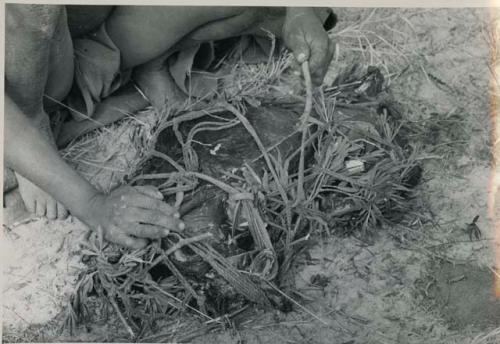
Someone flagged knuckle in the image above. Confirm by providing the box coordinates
[125,238,136,247]
[151,225,161,234]
[134,227,144,237]
[143,226,156,236]
[151,213,163,224]
[158,202,172,214]
[147,226,161,238]
[143,198,155,208]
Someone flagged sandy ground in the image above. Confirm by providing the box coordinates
[2,7,499,344]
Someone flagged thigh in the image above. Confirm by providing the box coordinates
[5,4,62,115]
[44,8,74,110]
[106,6,249,68]
[186,7,277,42]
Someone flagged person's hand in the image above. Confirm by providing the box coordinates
[82,185,184,249]
[283,8,334,85]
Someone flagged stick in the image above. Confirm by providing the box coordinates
[148,233,214,268]
[296,61,313,203]
[110,296,136,339]
[150,150,186,172]
[221,102,292,228]
[204,304,250,324]
[163,233,213,256]
[148,283,214,321]
[186,171,238,195]
[265,281,328,326]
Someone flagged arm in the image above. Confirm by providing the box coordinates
[286,7,318,20]
[5,95,97,212]
[5,95,184,248]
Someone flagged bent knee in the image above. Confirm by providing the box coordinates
[7,4,64,38]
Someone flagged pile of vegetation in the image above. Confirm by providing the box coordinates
[62,41,422,341]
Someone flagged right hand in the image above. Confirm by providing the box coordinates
[283,8,334,86]
[81,185,184,249]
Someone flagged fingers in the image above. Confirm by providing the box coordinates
[309,38,334,85]
[134,185,164,200]
[94,186,187,249]
[108,227,148,250]
[122,207,185,232]
[288,31,333,85]
[126,224,171,239]
[290,34,311,65]
[122,189,179,217]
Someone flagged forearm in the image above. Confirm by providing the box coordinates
[4,95,99,218]
[286,7,317,17]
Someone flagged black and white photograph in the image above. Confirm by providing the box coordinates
[2,2,500,343]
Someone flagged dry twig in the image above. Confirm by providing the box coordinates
[296,61,313,203]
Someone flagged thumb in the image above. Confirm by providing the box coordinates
[287,34,311,64]
[134,185,164,200]
[293,42,310,64]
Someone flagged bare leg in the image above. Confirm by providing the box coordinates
[6,4,74,219]
[4,8,184,249]
[59,7,287,144]
[106,6,274,113]
[106,6,257,69]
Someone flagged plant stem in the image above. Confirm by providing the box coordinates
[110,296,135,339]
[163,233,213,256]
[296,61,313,203]
[148,232,214,268]
[221,102,292,228]
[265,281,328,326]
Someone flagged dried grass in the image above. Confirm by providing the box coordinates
[4,8,494,343]
[61,36,422,341]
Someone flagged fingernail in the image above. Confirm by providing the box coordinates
[174,212,180,219]
[297,53,306,62]
[163,229,170,236]
[293,70,301,76]
[178,222,185,231]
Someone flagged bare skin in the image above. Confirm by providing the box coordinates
[6,4,72,220]
[283,7,335,85]
[5,5,183,248]
[5,96,184,249]
[5,5,333,248]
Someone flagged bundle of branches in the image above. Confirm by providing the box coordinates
[63,59,421,340]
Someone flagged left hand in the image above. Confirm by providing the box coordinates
[283,8,334,85]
